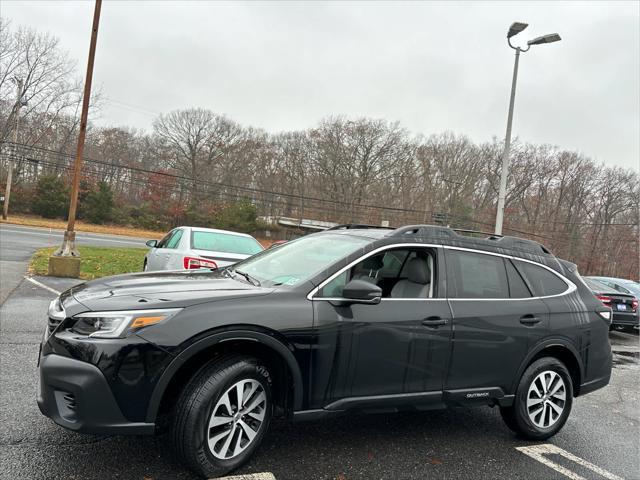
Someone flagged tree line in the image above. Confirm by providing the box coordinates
[1,18,638,278]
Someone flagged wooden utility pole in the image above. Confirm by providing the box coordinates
[2,78,24,220]
[54,0,102,257]
[50,0,102,276]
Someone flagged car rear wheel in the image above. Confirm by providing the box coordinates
[500,357,573,440]
[171,355,273,478]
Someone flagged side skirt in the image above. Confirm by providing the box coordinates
[292,388,513,422]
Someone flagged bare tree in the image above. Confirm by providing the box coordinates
[0,18,82,145]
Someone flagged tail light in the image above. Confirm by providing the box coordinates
[632,299,639,312]
[595,295,611,306]
[596,309,612,324]
[183,257,217,270]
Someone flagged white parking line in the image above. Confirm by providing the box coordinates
[210,473,276,480]
[516,444,624,480]
[25,277,61,295]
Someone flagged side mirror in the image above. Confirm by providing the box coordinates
[145,239,158,248]
[342,279,382,304]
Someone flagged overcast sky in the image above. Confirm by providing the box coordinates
[2,1,639,170]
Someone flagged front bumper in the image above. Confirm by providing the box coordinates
[37,354,155,435]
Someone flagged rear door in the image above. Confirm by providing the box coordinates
[162,228,185,270]
[146,229,176,271]
[444,248,549,399]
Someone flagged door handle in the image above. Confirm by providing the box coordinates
[520,315,541,326]
[422,317,448,327]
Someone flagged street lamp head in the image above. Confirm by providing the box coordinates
[507,22,529,38]
[527,33,562,45]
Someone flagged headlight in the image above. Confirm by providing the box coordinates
[72,308,182,338]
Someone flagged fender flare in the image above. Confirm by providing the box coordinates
[145,330,304,423]
[510,338,584,394]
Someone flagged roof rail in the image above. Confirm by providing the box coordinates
[326,224,394,231]
[489,235,553,255]
[390,225,457,238]
[453,228,502,238]
[389,224,553,256]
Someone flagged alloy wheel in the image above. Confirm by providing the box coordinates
[207,379,267,460]
[526,370,566,429]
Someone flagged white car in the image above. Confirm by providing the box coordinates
[143,226,264,272]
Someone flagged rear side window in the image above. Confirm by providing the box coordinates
[166,229,183,249]
[514,261,568,297]
[447,250,509,299]
[191,231,263,255]
[505,259,532,298]
[156,230,176,248]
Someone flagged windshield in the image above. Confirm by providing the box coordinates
[191,230,263,255]
[231,233,372,287]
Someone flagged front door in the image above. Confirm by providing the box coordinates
[309,246,452,409]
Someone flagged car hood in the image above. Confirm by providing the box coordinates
[69,269,273,311]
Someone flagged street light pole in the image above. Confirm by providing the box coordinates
[494,23,561,236]
[2,78,24,221]
[494,47,521,236]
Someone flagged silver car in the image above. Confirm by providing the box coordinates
[143,226,264,272]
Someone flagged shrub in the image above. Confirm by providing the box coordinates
[214,200,259,233]
[83,181,114,224]
[31,175,69,218]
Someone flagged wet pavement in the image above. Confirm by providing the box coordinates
[1,274,638,480]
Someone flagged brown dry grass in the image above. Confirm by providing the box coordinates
[1,214,163,238]
[1,213,274,247]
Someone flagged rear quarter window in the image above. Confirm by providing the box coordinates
[514,261,568,297]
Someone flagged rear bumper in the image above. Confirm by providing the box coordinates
[37,354,155,435]
[611,312,639,327]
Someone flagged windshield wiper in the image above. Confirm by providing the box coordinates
[231,269,261,287]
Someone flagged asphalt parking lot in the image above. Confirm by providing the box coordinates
[1,226,639,480]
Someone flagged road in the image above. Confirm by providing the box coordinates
[0,224,638,480]
[0,223,147,304]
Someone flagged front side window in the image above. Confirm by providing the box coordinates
[232,233,373,288]
[514,261,568,297]
[191,231,263,255]
[447,250,509,299]
[318,248,435,299]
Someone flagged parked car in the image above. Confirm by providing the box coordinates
[267,239,288,249]
[582,277,638,331]
[143,226,264,271]
[38,224,612,478]
[586,276,640,299]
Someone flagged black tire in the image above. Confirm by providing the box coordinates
[143,260,148,271]
[499,357,573,440]
[171,355,273,478]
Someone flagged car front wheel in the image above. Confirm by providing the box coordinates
[500,357,573,440]
[172,355,273,478]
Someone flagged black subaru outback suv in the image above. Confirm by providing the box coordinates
[38,225,612,478]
